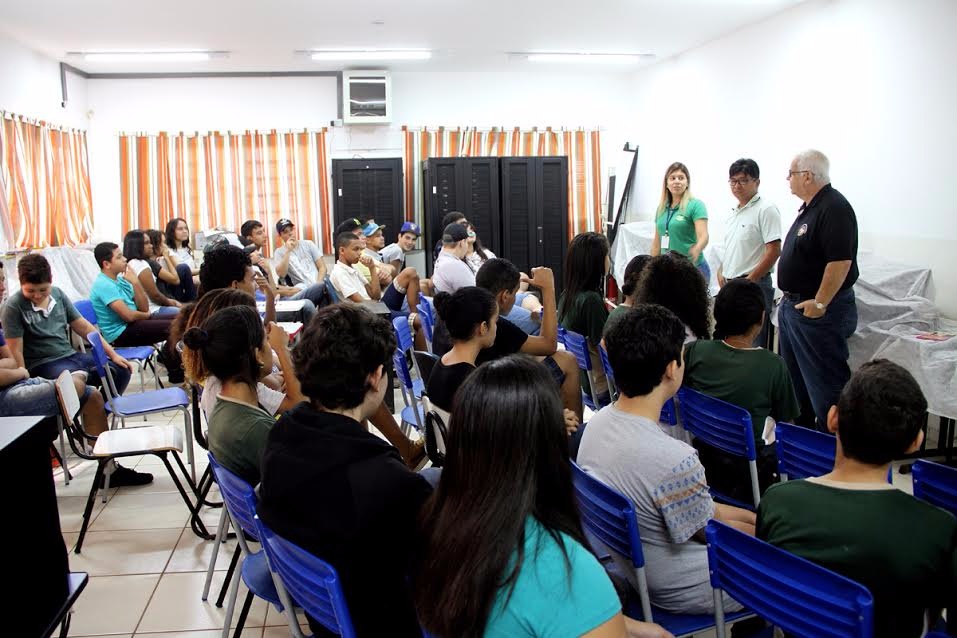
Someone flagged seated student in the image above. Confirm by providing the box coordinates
[164,217,201,279]
[329,232,421,319]
[89,242,183,383]
[559,232,611,400]
[684,279,800,501]
[415,356,672,638]
[239,219,329,311]
[381,221,420,273]
[339,220,425,312]
[147,228,195,302]
[434,257,582,422]
[425,287,497,412]
[760,361,957,638]
[272,218,329,295]
[183,305,278,485]
[360,220,395,282]
[432,211,468,261]
[578,304,756,614]
[257,303,432,638]
[1,255,133,395]
[174,289,299,421]
[464,222,496,273]
[122,230,181,315]
[196,244,282,324]
[605,253,651,330]
[636,253,711,342]
[431,223,476,294]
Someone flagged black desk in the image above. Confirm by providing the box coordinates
[0,416,72,636]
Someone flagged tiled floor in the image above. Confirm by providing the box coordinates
[53,388,916,637]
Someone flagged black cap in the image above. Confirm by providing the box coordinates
[442,223,470,244]
[275,218,294,234]
[335,218,362,236]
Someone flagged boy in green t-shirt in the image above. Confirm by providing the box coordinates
[757,359,956,638]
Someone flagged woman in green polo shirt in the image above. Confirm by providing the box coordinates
[651,162,711,282]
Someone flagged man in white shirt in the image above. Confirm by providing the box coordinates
[718,158,782,348]
[431,223,475,294]
[239,219,330,311]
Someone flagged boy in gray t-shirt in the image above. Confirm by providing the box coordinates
[577,304,755,614]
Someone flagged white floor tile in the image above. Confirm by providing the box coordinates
[136,571,269,633]
[68,574,160,636]
[90,491,193,532]
[58,494,109,533]
[166,525,239,573]
[63,528,181,575]
[133,630,261,637]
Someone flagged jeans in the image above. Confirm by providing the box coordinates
[778,287,857,427]
[287,283,330,309]
[150,306,180,318]
[697,258,711,285]
[0,377,62,417]
[505,293,542,335]
[32,351,133,395]
[167,263,197,302]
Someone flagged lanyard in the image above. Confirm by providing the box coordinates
[664,206,678,236]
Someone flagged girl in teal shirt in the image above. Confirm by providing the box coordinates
[414,356,672,638]
[651,162,711,282]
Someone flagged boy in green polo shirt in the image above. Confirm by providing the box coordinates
[757,360,956,638]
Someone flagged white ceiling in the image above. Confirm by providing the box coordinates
[1,0,805,74]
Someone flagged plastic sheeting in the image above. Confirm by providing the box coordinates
[610,221,722,294]
[0,247,99,305]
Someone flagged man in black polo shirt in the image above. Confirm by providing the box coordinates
[778,149,859,429]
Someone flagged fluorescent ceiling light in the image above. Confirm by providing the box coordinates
[523,52,653,64]
[311,50,431,61]
[80,51,214,63]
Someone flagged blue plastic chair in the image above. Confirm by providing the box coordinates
[571,462,751,636]
[392,349,426,434]
[206,454,301,638]
[392,316,426,397]
[676,386,760,509]
[255,513,358,638]
[776,422,836,481]
[75,298,161,391]
[598,342,677,425]
[323,275,341,304]
[706,520,874,638]
[912,459,957,518]
[561,329,606,410]
[416,295,434,352]
[86,332,197,483]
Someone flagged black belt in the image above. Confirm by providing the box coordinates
[781,291,812,302]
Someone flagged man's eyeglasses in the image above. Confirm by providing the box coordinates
[787,170,810,179]
[728,178,753,186]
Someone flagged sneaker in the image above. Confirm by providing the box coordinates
[100,464,153,488]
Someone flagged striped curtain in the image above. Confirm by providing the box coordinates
[0,113,94,248]
[119,129,333,255]
[402,126,602,238]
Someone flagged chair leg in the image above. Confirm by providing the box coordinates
[159,453,207,539]
[202,507,230,601]
[217,544,241,607]
[57,417,72,484]
[231,590,254,638]
[76,461,107,554]
[101,464,112,503]
[220,554,244,638]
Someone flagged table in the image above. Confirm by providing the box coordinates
[1,416,73,636]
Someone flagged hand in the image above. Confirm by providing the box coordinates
[170,300,183,308]
[688,246,701,263]
[625,619,675,638]
[521,266,555,291]
[254,273,274,297]
[285,238,298,251]
[717,272,727,288]
[109,354,133,371]
[358,254,374,268]
[795,299,826,319]
[249,250,265,267]
[563,409,580,435]
[376,268,392,285]
[266,322,290,351]
[16,367,30,380]
[276,285,299,297]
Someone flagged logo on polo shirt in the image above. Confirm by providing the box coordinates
[796,223,808,236]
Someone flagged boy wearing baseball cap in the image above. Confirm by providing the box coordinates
[381,221,421,273]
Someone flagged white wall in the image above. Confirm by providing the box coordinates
[85,71,630,237]
[625,0,957,316]
[0,33,88,128]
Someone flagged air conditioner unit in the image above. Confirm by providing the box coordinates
[342,70,392,124]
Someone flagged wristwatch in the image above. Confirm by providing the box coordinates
[813,300,827,311]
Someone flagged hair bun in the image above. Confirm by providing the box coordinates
[183,327,210,350]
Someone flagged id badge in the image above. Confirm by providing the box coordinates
[660,234,670,250]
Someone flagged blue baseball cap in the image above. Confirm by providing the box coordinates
[399,221,421,236]
[361,221,384,237]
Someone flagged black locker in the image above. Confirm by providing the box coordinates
[500,156,569,294]
[332,158,404,247]
[422,157,500,272]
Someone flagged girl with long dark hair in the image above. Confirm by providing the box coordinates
[165,217,199,274]
[464,222,495,273]
[636,253,712,341]
[147,228,196,302]
[558,231,610,399]
[415,355,670,638]
[122,230,180,315]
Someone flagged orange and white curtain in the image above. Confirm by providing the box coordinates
[119,129,333,255]
[402,126,602,238]
[0,113,94,249]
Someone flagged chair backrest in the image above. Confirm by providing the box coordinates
[413,350,439,384]
[571,462,653,621]
[912,460,957,518]
[392,349,416,392]
[392,316,427,382]
[75,299,98,325]
[776,422,836,481]
[659,397,678,426]
[416,303,434,342]
[324,275,341,304]
[207,452,260,542]
[597,342,618,400]
[53,370,96,460]
[420,395,448,465]
[562,329,593,372]
[86,332,120,399]
[254,511,357,638]
[706,521,874,638]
